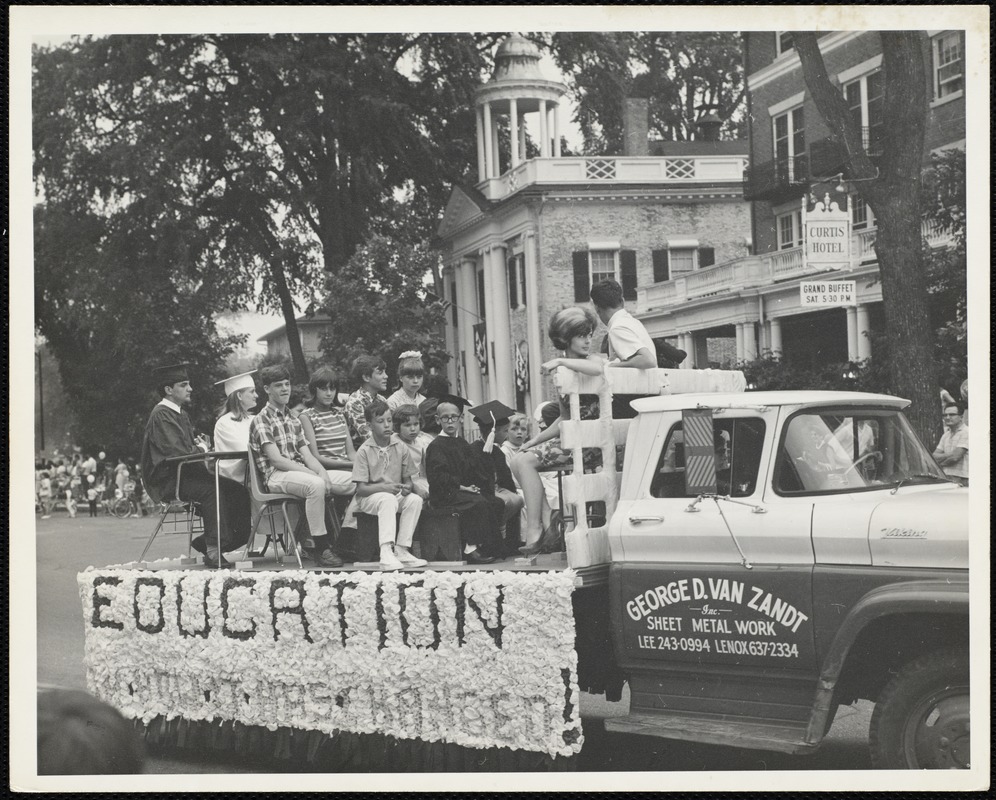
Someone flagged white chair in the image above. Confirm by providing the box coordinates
[242,457,304,568]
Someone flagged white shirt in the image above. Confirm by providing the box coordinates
[213,413,253,484]
[606,308,656,363]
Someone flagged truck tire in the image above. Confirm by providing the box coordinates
[869,648,969,769]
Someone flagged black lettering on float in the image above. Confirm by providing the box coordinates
[133,576,166,634]
[269,578,312,643]
[176,577,210,639]
[397,581,442,650]
[332,581,358,648]
[456,583,505,648]
[375,584,387,650]
[221,577,257,641]
[91,576,124,630]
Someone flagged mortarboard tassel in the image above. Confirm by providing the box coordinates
[482,411,496,453]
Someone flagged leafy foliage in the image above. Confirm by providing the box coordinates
[546,31,746,153]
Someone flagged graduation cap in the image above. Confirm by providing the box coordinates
[469,400,517,453]
[214,369,257,396]
[152,363,190,387]
[434,394,472,414]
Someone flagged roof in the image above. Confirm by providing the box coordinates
[630,390,909,414]
[651,140,749,157]
[257,314,332,344]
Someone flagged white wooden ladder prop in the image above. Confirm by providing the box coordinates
[554,366,747,569]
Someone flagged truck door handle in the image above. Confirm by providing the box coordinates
[629,515,664,524]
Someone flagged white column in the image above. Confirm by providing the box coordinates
[482,102,494,179]
[524,231,543,412]
[846,307,859,361]
[488,244,515,406]
[743,322,757,361]
[855,304,872,361]
[491,113,501,177]
[459,259,484,405]
[735,323,745,362]
[680,334,692,369]
[480,249,497,393]
[509,99,519,169]
[443,269,459,391]
[552,103,561,156]
[769,318,783,359]
[475,106,486,183]
[539,99,549,157]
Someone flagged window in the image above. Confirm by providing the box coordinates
[851,194,874,230]
[698,246,716,269]
[650,417,767,498]
[933,32,963,99]
[844,71,884,153]
[773,409,947,495]
[773,107,805,182]
[573,248,637,301]
[506,252,526,309]
[775,32,794,56]
[777,210,803,249]
[669,248,695,275]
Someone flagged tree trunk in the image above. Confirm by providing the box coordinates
[268,258,310,384]
[795,31,941,445]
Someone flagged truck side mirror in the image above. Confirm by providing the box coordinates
[681,409,717,495]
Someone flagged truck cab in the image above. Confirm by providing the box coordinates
[601,390,969,769]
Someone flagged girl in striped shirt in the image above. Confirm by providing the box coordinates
[300,366,357,496]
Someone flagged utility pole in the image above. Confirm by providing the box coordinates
[37,349,45,452]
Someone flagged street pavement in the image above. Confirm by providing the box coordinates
[33,512,873,774]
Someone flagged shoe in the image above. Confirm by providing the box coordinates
[307,547,345,569]
[380,549,405,570]
[395,547,427,567]
[190,536,208,555]
[41,515,51,520]
[518,543,540,556]
[203,549,233,569]
[465,548,496,565]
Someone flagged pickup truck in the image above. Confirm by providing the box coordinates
[552,367,970,770]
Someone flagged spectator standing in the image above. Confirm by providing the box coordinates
[39,472,54,519]
[933,404,969,486]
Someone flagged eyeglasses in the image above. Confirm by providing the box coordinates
[942,413,961,417]
[438,414,461,423]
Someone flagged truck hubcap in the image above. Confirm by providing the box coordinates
[907,690,970,768]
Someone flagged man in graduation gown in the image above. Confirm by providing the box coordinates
[423,395,504,564]
[140,364,251,568]
[469,401,525,557]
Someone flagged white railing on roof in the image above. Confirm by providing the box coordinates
[479,155,748,201]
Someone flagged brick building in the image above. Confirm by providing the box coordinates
[635,30,964,371]
[436,35,752,413]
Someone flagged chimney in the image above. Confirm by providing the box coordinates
[695,111,722,142]
[622,98,649,156]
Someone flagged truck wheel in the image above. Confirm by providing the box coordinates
[869,648,969,769]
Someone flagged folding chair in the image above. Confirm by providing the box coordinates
[137,460,205,563]
[241,458,304,568]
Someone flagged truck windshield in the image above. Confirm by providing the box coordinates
[774,408,949,495]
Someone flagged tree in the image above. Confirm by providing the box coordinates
[794,32,940,444]
[546,32,746,153]
[33,33,505,381]
[319,214,450,389]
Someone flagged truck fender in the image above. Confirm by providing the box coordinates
[804,580,969,744]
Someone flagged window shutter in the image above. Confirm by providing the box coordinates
[449,281,458,325]
[620,249,637,301]
[652,249,669,282]
[506,257,518,309]
[572,251,589,302]
[698,247,715,268]
[519,255,527,306]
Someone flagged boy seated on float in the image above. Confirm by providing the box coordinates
[343,354,389,450]
[248,365,344,568]
[423,395,505,565]
[392,404,433,500]
[470,401,525,556]
[351,400,427,570]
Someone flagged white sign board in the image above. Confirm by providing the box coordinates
[804,194,850,270]
[800,280,857,307]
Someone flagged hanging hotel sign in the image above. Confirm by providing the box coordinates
[803,193,850,271]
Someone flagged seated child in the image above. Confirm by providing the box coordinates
[386,351,428,412]
[351,400,426,570]
[392,404,433,499]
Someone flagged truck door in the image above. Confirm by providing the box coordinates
[612,408,818,673]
